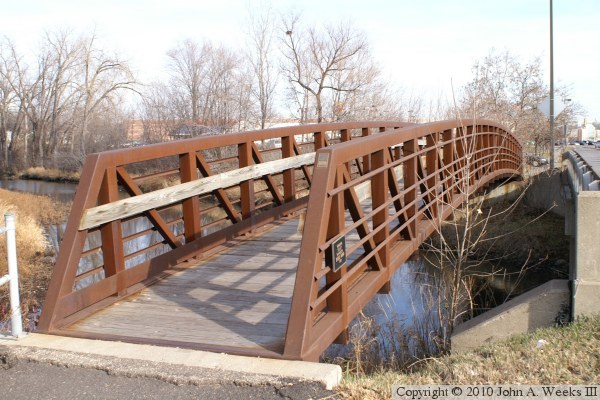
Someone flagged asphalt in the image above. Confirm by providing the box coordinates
[0,334,341,400]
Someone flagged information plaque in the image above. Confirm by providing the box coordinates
[331,235,346,273]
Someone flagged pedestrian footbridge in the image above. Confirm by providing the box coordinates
[38,120,522,361]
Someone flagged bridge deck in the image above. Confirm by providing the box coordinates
[61,217,304,358]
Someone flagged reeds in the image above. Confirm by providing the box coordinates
[19,167,80,183]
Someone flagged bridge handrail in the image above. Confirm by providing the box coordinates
[38,121,411,332]
[283,119,522,360]
[564,149,600,192]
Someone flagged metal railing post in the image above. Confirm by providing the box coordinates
[1,212,23,337]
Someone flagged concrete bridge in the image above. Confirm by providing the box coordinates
[37,120,522,361]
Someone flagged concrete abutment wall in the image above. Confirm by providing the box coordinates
[452,166,600,353]
[571,191,600,317]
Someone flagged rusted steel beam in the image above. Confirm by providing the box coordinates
[341,168,384,270]
[293,140,313,185]
[371,149,391,293]
[180,152,202,243]
[116,167,182,248]
[38,154,105,332]
[385,150,412,240]
[251,142,284,206]
[370,149,390,269]
[98,168,126,295]
[324,167,349,345]
[195,153,241,224]
[284,148,337,360]
[426,132,440,219]
[282,135,296,203]
[404,139,419,239]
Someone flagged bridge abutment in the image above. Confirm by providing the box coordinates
[571,191,600,317]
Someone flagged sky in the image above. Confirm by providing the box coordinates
[2,0,599,124]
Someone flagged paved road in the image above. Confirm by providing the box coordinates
[0,358,339,400]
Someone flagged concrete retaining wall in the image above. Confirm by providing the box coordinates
[524,170,568,216]
[470,180,525,206]
[451,279,569,353]
[572,191,600,317]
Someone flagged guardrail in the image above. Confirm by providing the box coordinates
[284,120,522,360]
[563,149,600,192]
[0,212,23,338]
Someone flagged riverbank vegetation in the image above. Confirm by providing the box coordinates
[336,315,599,399]
[0,189,69,329]
[17,167,81,183]
[329,181,570,382]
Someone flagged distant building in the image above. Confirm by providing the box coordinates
[126,120,144,142]
[578,119,597,142]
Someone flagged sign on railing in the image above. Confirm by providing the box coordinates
[0,212,23,338]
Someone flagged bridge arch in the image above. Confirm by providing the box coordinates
[38,120,521,361]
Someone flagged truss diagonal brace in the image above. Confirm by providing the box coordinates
[116,167,182,249]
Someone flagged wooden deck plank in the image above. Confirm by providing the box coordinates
[66,215,302,353]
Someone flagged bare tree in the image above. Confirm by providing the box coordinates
[0,39,23,169]
[245,3,278,129]
[76,33,137,157]
[167,39,211,122]
[280,14,373,123]
[0,31,137,169]
[460,49,581,154]
[139,82,180,143]
[165,39,252,135]
[0,31,81,167]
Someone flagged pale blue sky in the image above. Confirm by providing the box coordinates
[2,0,599,122]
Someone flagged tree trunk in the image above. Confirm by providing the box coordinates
[316,94,323,123]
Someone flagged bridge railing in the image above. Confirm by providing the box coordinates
[38,121,411,331]
[283,120,522,360]
[564,149,600,192]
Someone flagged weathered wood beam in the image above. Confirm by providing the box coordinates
[80,152,316,231]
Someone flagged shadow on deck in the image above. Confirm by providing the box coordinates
[60,216,304,358]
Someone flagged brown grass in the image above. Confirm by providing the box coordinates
[0,189,70,328]
[337,315,600,399]
[19,167,80,183]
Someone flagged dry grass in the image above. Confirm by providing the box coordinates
[19,167,80,183]
[0,189,70,328]
[337,315,600,399]
[0,189,70,226]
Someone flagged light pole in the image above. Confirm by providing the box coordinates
[549,0,555,169]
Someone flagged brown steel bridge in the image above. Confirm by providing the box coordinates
[38,120,522,361]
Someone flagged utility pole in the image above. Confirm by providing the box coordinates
[549,0,555,169]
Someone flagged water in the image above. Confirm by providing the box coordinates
[324,258,445,363]
[0,179,77,203]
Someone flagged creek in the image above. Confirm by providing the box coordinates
[0,179,77,203]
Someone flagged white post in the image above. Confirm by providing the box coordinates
[4,213,23,337]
